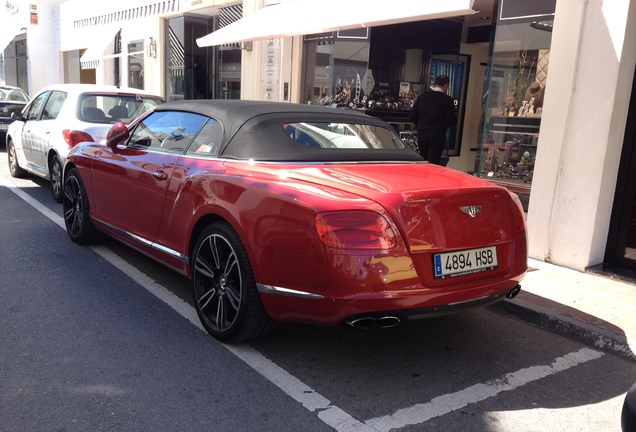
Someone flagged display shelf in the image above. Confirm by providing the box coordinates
[487,116,541,135]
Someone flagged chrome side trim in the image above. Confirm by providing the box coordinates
[256,284,324,299]
[93,217,188,264]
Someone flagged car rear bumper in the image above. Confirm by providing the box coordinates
[258,274,525,326]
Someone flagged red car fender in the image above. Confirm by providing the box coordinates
[156,163,398,282]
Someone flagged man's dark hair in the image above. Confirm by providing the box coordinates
[435,75,450,87]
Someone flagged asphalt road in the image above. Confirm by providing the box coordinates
[1,144,635,432]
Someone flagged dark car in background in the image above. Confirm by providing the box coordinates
[0,85,29,144]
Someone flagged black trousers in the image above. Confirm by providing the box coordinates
[417,130,446,165]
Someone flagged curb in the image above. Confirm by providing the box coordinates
[490,298,636,363]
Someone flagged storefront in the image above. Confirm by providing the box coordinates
[54,0,636,274]
[164,4,243,102]
[300,20,469,165]
[58,0,244,102]
[58,1,174,96]
[195,0,636,274]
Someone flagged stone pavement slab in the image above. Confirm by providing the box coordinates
[491,258,636,362]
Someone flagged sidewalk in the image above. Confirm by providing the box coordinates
[492,258,636,362]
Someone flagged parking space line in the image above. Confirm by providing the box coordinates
[364,347,604,432]
[0,175,65,229]
[1,174,606,432]
[91,247,377,432]
[1,174,375,432]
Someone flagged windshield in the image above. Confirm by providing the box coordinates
[78,94,163,125]
[0,87,29,103]
[283,122,405,150]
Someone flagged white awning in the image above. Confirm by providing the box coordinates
[80,28,120,70]
[0,26,26,53]
[197,0,474,47]
[0,33,16,53]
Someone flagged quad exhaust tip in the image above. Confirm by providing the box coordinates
[347,286,522,329]
[506,285,522,299]
[347,316,401,329]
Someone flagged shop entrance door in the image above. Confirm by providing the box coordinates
[165,16,214,101]
[606,67,636,272]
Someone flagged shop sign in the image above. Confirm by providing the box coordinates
[262,38,281,101]
[29,3,37,25]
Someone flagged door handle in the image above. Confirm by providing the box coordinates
[152,171,168,181]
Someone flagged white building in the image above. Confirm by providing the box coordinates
[3,0,636,277]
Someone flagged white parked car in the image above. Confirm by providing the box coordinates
[6,84,162,202]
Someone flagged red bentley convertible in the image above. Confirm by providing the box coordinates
[62,100,527,342]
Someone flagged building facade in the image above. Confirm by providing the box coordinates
[1,0,65,95]
[2,0,636,275]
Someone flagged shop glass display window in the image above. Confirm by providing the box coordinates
[476,0,555,206]
[301,29,370,106]
[128,40,144,90]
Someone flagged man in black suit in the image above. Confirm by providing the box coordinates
[409,75,457,165]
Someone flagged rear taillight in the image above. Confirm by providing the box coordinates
[315,210,398,249]
[63,130,95,147]
[510,192,527,233]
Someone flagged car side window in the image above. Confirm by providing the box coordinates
[25,91,50,121]
[186,118,224,156]
[127,111,208,154]
[41,91,67,120]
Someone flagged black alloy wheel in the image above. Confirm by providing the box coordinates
[50,155,63,203]
[63,167,100,244]
[7,139,26,178]
[192,222,275,342]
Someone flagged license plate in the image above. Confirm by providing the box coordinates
[434,246,498,279]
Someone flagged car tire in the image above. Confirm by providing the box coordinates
[63,167,101,244]
[7,139,26,178]
[50,155,63,203]
[192,221,276,342]
[623,381,636,432]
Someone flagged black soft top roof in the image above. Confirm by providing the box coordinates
[155,99,374,124]
[154,100,422,162]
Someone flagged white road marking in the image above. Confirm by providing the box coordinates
[0,174,375,432]
[364,347,604,432]
[0,175,65,230]
[1,173,605,432]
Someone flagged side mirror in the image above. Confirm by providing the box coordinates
[106,122,130,150]
[11,111,24,121]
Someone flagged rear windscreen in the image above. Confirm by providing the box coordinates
[283,122,406,150]
[78,94,162,124]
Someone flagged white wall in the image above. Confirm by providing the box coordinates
[58,0,167,96]
[26,1,62,94]
[240,0,264,101]
[527,0,636,270]
[0,1,62,94]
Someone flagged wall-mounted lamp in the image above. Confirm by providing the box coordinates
[147,36,157,58]
[241,41,252,51]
